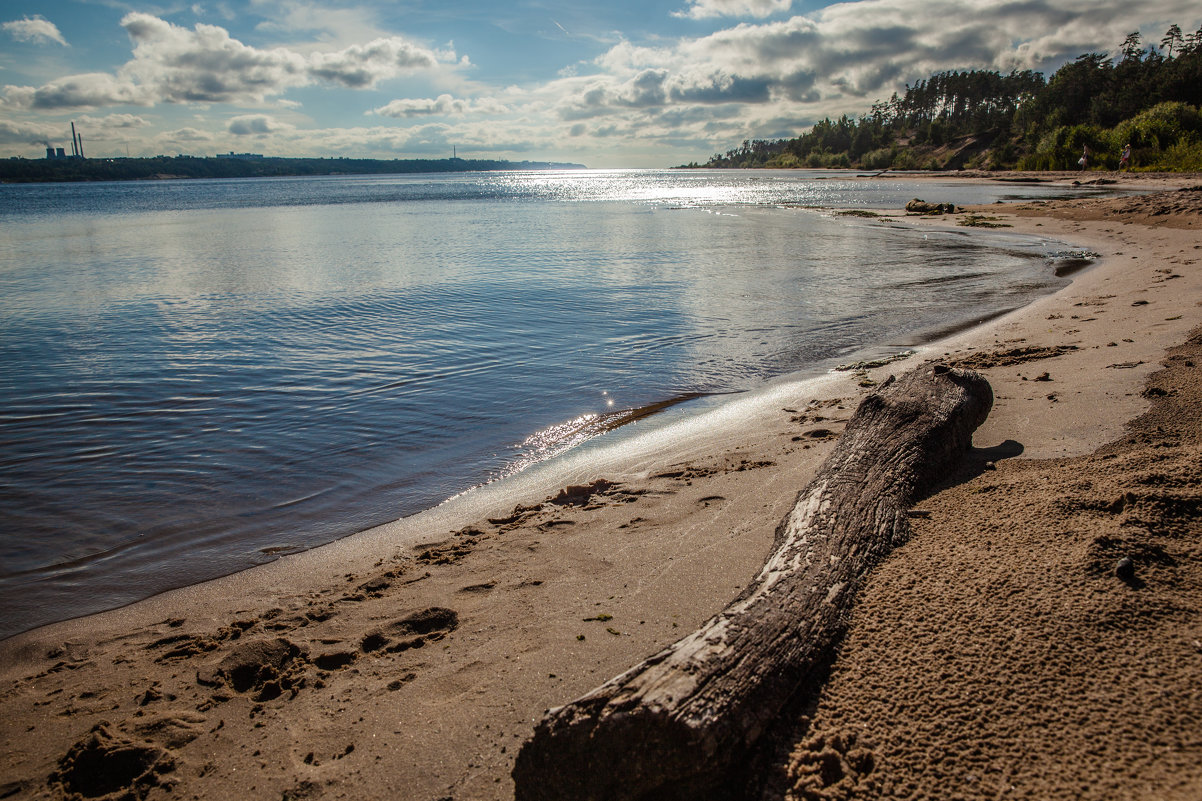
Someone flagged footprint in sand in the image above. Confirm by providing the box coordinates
[147,619,257,662]
[458,581,497,594]
[196,637,306,701]
[132,712,207,749]
[416,538,476,565]
[359,607,459,656]
[51,723,177,800]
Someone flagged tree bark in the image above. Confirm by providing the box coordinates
[512,365,992,801]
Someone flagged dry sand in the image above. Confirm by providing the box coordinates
[1,176,1199,801]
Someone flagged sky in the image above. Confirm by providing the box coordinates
[1,1,1199,167]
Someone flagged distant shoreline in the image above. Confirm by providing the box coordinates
[0,155,587,184]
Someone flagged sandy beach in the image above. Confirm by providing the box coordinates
[1,174,1199,801]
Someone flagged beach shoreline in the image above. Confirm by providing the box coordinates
[2,174,1198,801]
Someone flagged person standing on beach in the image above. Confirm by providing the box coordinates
[1120,143,1131,170]
[1079,145,1089,170]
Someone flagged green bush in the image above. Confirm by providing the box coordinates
[987,140,1018,170]
[1105,101,1202,169]
[1016,152,1056,170]
[1030,124,1106,169]
[1108,102,1202,150]
[1138,138,1202,170]
[891,150,919,170]
[767,153,802,168]
[859,147,894,170]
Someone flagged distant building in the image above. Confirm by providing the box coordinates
[217,151,264,160]
[46,121,85,159]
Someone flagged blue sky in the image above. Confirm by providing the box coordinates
[2,0,1198,167]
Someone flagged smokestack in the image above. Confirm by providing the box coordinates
[77,135,84,159]
[71,122,78,157]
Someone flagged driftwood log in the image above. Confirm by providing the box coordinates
[512,365,992,801]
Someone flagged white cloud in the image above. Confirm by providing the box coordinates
[371,94,510,118]
[77,113,150,129]
[673,0,793,20]
[228,114,292,135]
[1,85,37,110]
[7,73,152,110]
[159,127,215,145]
[0,117,62,146]
[2,15,68,46]
[253,0,388,47]
[115,12,311,103]
[307,37,440,88]
[1,13,458,110]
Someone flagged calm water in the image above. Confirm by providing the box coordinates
[0,170,1102,637]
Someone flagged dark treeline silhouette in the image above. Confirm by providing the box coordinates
[0,155,586,183]
[695,23,1202,171]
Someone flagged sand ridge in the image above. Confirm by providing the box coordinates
[1,176,1200,801]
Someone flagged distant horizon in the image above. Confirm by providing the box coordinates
[21,149,590,165]
[1,149,593,183]
[2,1,1199,168]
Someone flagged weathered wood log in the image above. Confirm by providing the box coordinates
[512,365,992,801]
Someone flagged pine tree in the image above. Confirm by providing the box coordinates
[1120,31,1144,61]
[1161,24,1184,57]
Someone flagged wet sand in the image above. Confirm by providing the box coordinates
[1,175,1199,801]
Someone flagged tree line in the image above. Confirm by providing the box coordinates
[694,23,1202,172]
[0,155,585,183]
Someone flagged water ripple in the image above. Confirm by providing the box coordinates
[0,170,1084,637]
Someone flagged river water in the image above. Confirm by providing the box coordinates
[0,169,1107,637]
